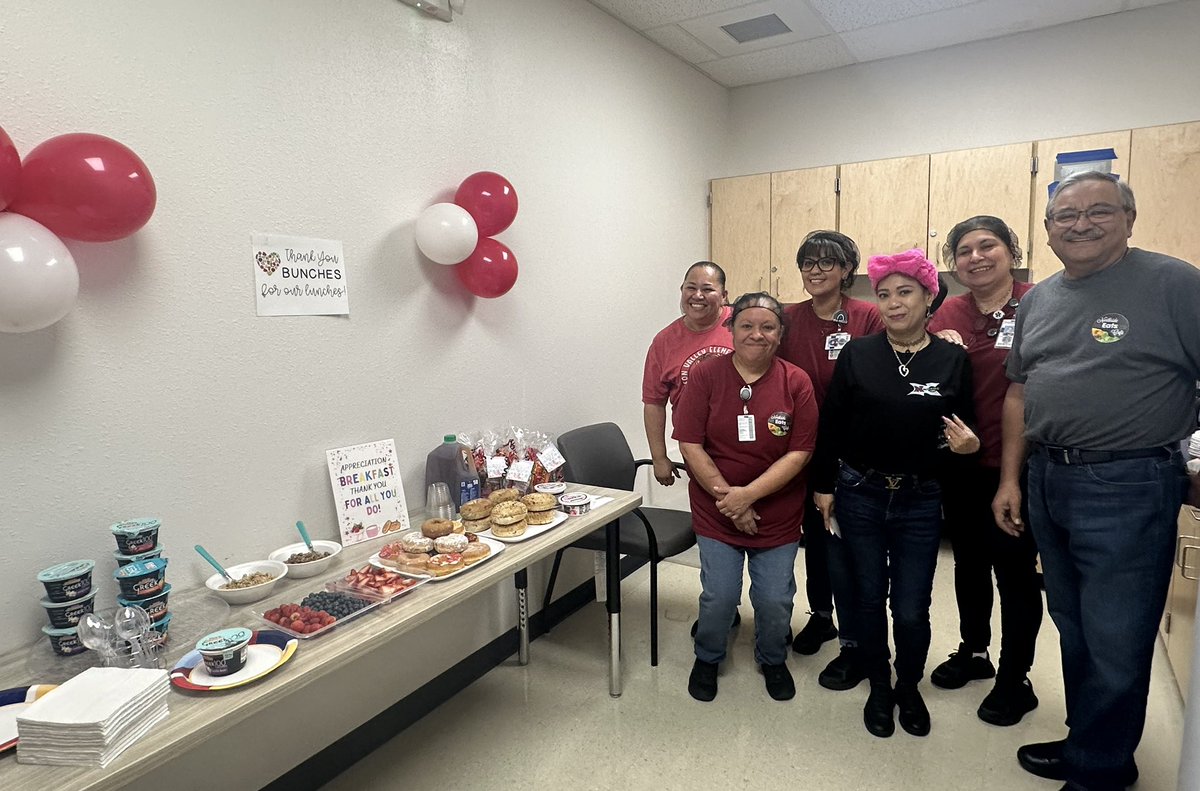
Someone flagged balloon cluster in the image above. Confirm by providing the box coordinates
[415,171,519,299]
[0,126,156,333]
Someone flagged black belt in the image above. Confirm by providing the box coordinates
[1030,442,1172,465]
[846,463,936,491]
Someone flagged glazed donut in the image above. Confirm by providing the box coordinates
[401,533,435,554]
[421,518,455,539]
[396,553,432,575]
[426,553,464,577]
[434,533,469,554]
[462,543,492,565]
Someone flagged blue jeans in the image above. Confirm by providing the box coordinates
[695,534,798,666]
[835,463,942,684]
[805,491,861,646]
[1027,448,1188,787]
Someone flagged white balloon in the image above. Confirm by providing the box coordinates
[415,202,478,265]
[0,212,80,333]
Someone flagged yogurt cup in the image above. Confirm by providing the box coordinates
[117,583,171,622]
[37,560,96,603]
[534,482,567,496]
[110,518,161,555]
[113,545,166,569]
[43,625,88,656]
[113,557,168,600]
[558,492,592,516]
[196,627,253,677]
[40,588,98,629]
[148,613,173,645]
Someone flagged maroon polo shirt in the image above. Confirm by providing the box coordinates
[779,298,884,408]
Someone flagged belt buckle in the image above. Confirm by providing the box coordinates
[884,475,903,490]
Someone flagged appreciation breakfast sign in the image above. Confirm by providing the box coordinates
[252,233,350,316]
[326,439,410,546]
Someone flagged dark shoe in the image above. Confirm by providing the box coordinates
[1018,740,1138,786]
[863,682,894,738]
[688,659,719,702]
[894,682,931,736]
[978,676,1039,726]
[690,609,741,638]
[760,663,796,701]
[818,646,867,691]
[791,612,837,655]
[930,643,995,689]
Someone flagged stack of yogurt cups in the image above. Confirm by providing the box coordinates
[37,560,98,655]
[111,519,172,642]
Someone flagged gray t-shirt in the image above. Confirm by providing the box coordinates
[1007,247,1200,449]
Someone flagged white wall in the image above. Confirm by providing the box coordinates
[724,0,1200,176]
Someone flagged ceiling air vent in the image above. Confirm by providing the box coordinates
[720,14,792,44]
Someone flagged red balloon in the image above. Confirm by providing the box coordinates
[454,171,518,237]
[456,238,518,298]
[0,126,20,211]
[9,133,156,242]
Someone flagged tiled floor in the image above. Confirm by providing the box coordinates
[321,546,1185,790]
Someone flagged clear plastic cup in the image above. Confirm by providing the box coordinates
[427,482,454,520]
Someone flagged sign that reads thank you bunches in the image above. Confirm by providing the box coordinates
[326,439,410,546]
[252,233,350,316]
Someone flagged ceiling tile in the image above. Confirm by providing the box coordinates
[678,1,831,56]
[587,0,750,31]
[644,23,723,63]
[806,0,982,33]
[697,35,856,87]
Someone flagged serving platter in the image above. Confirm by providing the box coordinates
[369,536,506,581]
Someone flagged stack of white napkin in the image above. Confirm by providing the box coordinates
[16,667,169,767]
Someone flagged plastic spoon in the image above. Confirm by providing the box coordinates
[77,612,119,665]
[114,606,153,668]
[194,544,234,585]
[295,521,314,553]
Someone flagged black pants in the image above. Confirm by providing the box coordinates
[940,465,1043,680]
[802,492,861,644]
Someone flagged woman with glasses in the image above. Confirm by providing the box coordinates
[674,292,819,703]
[926,216,1043,726]
[778,231,884,691]
[811,250,979,738]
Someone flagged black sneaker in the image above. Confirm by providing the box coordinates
[760,663,796,701]
[930,643,995,689]
[690,609,741,638]
[978,677,1039,726]
[688,659,719,702]
[791,612,837,655]
[895,681,931,736]
[818,646,867,691]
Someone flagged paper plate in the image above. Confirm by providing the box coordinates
[0,685,57,752]
[169,630,297,691]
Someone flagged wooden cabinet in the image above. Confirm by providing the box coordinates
[928,143,1034,271]
[1167,506,1200,697]
[839,155,930,259]
[770,166,838,302]
[1127,121,1200,268]
[710,173,770,298]
[1031,131,1132,280]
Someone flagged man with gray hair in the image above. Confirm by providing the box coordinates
[993,170,1200,791]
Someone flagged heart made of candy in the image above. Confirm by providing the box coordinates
[256,251,281,276]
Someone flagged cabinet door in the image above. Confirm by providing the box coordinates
[1127,121,1200,268]
[928,143,1034,272]
[1032,131,1132,280]
[771,166,838,302]
[711,174,771,298]
[1169,507,1200,698]
[838,155,930,260]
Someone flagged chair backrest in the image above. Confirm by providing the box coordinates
[557,422,637,491]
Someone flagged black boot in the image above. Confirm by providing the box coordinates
[791,612,837,655]
[978,676,1038,726]
[863,681,894,738]
[687,659,719,702]
[894,681,930,736]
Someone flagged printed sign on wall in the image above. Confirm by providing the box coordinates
[252,233,350,316]
[326,439,409,546]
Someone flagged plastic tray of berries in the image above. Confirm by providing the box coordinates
[329,564,428,602]
[254,586,389,639]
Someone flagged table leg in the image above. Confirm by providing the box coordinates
[606,518,622,697]
[515,569,529,665]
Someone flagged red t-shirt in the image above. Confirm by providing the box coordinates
[642,306,734,408]
[778,298,884,408]
[928,280,1034,467]
[672,355,818,547]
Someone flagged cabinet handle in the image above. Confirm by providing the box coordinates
[1183,544,1200,581]
[1189,507,1200,520]
[1177,534,1199,566]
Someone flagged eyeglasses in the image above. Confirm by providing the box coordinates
[799,257,841,272]
[1048,204,1123,228]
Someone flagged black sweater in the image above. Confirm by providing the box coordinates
[811,332,976,492]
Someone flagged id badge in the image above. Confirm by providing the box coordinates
[825,332,851,360]
[737,414,756,442]
[995,318,1016,349]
